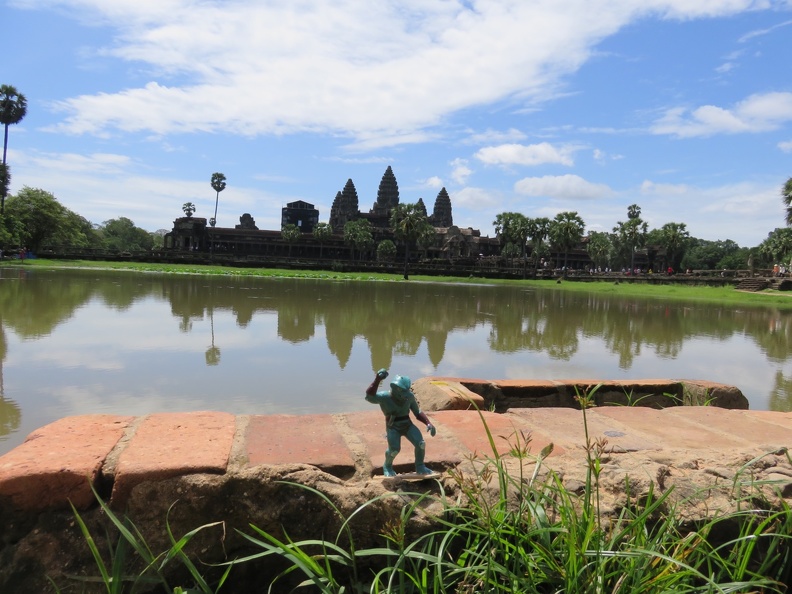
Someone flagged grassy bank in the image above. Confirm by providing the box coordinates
[7,258,792,310]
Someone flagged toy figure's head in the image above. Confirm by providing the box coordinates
[390,375,412,404]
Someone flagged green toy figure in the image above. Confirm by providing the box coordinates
[365,368,436,477]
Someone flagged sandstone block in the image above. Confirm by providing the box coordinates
[0,415,132,511]
[111,411,234,508]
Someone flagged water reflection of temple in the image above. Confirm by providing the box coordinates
[163,166,500,261]
[2,268,792,411]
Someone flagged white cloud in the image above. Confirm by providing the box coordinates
[23,0,767,144]
[424,176,443,189]
[778,140,792,153]
[514,174,613,200]
[14,149,287,231]
[640,180,689,195]
[465,128,527,145]
[452,186,502,211]
[450,158,472,185]
[475,142,582,167]
[651,92,792,138]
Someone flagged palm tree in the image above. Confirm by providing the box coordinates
[0,85,27,214]
[312,222,333,259]
[391,203,434,280]
[281,223,301,257]
[527,216,550,270]
[783,177,792,225]
[0,164,9,205]
[493,212,529,261]
[210,172,226,228]
[586,231,612,270]
[614,205,647,271]
[549,211,585,271]
[343,219,374,261]
[659,222,690,272]
[182,202,196,218]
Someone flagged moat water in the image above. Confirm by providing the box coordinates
[1,267,791,455]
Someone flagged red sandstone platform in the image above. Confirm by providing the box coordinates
[1,407,791,512]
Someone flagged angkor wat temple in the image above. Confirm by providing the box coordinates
[164,166,499,261]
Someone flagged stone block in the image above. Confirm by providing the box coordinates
[111,411,234,508]
[0,415,132,511]
[246,414,354,475]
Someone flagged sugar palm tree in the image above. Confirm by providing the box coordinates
[549,211,585,270]
[391,202,434,280]
[210,172,226,228]
[312,222,333,258]
[783,177,792,225]
[0,85,27,214]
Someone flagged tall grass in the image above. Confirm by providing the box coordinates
[59,392,792,592]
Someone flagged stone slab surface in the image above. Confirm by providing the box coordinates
[669,407,792,451]
[343,410,464,475]
[593,407,764,451]
[437,409,562,459]
[111,411,235,508]
[246,414,353,472]
[508,408,660,453]
[2,405,791,516]
[0,415,133,511]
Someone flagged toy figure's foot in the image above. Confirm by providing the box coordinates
[383,463,396,477]
[415,465,434,475]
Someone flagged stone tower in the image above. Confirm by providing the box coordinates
[431,187,453,228]
[329,179,360,233]
[416,197,428,218]
[371,166,399,218]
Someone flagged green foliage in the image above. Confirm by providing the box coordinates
[209,173,226,227]
[758,227,792,268]
[281,223,302,257]
[526,216,550,267]
[391,202,434,279]
[312,222,333,258]
[182,202,196,218]
[0,163,9,199]
[658,221,691,271]
[56,482,231,593]
[586,230,612,269]
[376,238,396,262]
[4,186,97,250]
[782,177,792,226]
[493,212,529,258]
[99,217,155,252]
[613,204,648,271]
[549,211,585,268]
[343,218,374,261]
[681,238,742,271]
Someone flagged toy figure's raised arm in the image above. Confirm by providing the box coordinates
[366,368,389,397]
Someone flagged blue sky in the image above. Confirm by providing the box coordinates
[3,0,792,248]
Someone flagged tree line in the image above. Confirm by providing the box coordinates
[2,81,792,271]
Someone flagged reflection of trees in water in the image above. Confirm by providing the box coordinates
[0,268,94,338]
[769,370,792,412]
[0,394,21,440]
[205,307,221,366]
[5,270,792,402]
[0,318,20,439]
[748,310,792,363]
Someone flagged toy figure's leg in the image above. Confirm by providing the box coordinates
[383,428,401,477]
[406,425,432,474]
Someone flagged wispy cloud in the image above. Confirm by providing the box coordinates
[651,92,792,138]
[514,174,613,200]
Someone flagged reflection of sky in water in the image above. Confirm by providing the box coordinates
[1,273,792,455]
